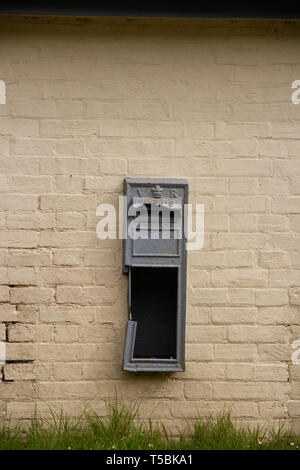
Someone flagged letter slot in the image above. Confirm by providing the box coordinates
[122,178,188,372]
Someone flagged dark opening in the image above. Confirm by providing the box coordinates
[131,267,177,359]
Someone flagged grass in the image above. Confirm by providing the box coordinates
[0,400,299,450]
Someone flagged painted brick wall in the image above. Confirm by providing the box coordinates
[0,15,300,433]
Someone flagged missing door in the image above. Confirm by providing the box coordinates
[130,267,178,359]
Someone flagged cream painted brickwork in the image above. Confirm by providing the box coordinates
[0,15,300,433]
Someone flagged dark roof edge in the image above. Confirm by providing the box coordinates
[0,5,300,19]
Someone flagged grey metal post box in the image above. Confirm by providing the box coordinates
[122,178,188,372]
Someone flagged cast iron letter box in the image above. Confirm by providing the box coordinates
[122,178,188,372]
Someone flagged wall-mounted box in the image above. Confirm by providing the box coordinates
[122,178,188,372]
